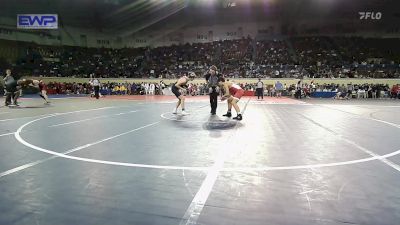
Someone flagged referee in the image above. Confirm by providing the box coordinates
[90,77,101,99]
[3,69,18,106]
[256,78,264,100]
[205,65,220,115]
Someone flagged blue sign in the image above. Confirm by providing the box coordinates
[17,14,58,29]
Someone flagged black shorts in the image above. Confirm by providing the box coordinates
[171,85,181,98]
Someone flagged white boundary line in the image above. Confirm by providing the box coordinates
[49,110,138,127]
[0,116,46,122]
[7,100,400,174]
[1,98,400,223]
[221,149,400,172]
[0,121,163,178]
[3,98,400,224]
[0,132,15,137]
[0,110,138,137]
[0,156,57,177]
[0,106,116,122]
[0,104,209,177]
[299,114,400,172]
[369,117,400,129]
[179,97,251,225]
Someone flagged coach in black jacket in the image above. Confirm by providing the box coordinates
[205,65,220,115]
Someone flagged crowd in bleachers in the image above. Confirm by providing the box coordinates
[1,36,399,79]
[15,78,398,100]
[1,35,400,100]
[291,37,400,79]
[292,82,400,99]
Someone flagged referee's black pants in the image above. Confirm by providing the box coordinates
[94,86,100,99]
[256,88,263,99]
[209,87,218,114]
[5,88,18,105]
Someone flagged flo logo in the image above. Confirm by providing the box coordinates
[359,12,382,20]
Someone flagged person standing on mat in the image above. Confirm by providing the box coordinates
[205,65,220,115]
[38,80,50,104]
[218,77,244,121]
[171,72,196,115]
[3,69,18,106]
[256,78,264,100]
[90,77,101,99]
[275,80,283,97]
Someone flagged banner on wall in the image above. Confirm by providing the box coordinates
[17,14,58,29]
